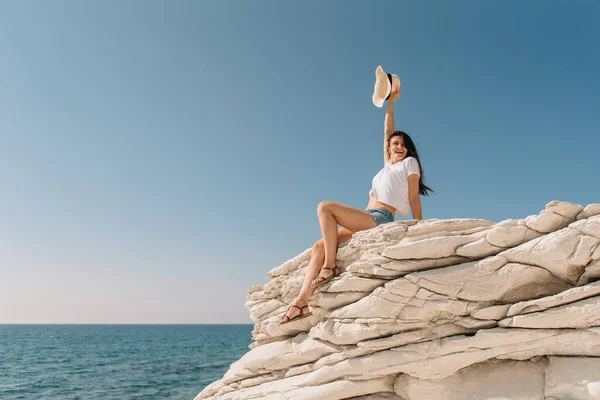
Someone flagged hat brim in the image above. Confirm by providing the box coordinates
[372,66,391,108]
[372,93,386,108]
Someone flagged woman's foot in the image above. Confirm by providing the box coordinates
[310,265,339,288]
[279,298,312,324]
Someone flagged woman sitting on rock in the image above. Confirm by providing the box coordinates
[279,86,432,324]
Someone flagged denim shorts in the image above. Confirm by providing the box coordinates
[367,208,394,226]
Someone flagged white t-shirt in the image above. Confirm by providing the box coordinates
[370,156,421,217]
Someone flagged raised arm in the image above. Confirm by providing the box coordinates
[383,88,400,165]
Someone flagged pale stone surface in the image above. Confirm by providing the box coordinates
[545,356,600,400]
[577,203,600,220]
[282,377,394,400]
[312,291,366,310]
[525,210,570,233]
[349,256,468,278]
[348,393,402,400]
[196,201,600,400]
[507,281,600,317]
[346,262,407,279]
[267,248,312,277]
[203,328,600,399]
[570,235,600,267]
[406,259,568,303]
[403,218,493,239]
[223,334,338,384]
[471,304,510,320]
[329,280,420,319]
[486,219,541,248]
[578,259,600,285]
[455,237,504,258]
[393,359,546,400]
[501,227,598,283]
[545,200,584,220]
[382,231,485,260]
[308,320,426,345]
[326,274,386,293]
[500,296,600,329]
[357,323,474,350]
[594,245,600,260]
[571,215,600,239]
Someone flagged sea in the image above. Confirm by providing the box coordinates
[0,324,254,400]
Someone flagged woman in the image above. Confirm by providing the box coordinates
[279,87,432,324]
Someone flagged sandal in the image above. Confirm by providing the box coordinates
[310,266,340,288]
[279,304,312,325]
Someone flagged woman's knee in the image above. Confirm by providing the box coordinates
[317,201,335,214]
[312,239,324,252]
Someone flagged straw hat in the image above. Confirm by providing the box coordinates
[372,65,401,108]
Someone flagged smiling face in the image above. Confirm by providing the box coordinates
[389,135,408,164]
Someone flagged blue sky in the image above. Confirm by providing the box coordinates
[1,1,598,323]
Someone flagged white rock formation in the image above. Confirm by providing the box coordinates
[196,201,600,400]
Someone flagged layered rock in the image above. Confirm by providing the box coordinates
[196,201,600,400]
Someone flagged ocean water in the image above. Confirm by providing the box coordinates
[0,324,253,400]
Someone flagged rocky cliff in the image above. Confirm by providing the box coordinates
[196,201,600,400]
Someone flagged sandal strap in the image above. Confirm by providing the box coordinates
[282,304,309,321]
[315,267,338,279]
[287,304,310,314]
[312,267,339,286]
[291,303,309,308]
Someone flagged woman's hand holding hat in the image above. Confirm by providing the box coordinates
[389,87,401,103]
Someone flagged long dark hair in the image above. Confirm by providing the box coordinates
[389,131,433,196]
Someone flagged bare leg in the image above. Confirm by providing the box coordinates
[279,202,378,323]
[279,228,352,323]
[298,241,325,301]
[298,230,353,301]
[313,201,377,285]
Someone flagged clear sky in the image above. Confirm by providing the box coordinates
[1,1,599,324]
